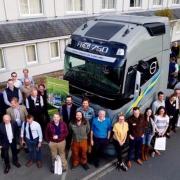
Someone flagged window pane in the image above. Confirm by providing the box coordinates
[74,0,83,11]
[50,42,59,58]
[172,0,180,4]
[67,0,73,11]
[153,0,163,5]
[29,0,42,14]
[108,0,115,9]
[26,45,36,62]
[19,0,29,14]
[130,0,141,7]
[0,49,5,69]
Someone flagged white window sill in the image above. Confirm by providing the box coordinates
[50,57,60,61]
[129,7,142,11]
[152,5,163,8]
[0,68,6,72]
[172,4,180,6]
[65,11,85,16]
[101,9,116,12]
[27,61,38,65]
[19,14,44,19]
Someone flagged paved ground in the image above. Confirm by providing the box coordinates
[101,129,180,180]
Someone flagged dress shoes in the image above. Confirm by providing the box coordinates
[36,161,42,168]
[4,165,10,174]
[26,160,33,167]
[13,161,21,168]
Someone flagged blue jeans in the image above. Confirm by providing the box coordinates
[142,134,153,146]
[128,137,142,161]
[26,138,42,161]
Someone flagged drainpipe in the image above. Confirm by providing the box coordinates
[54,0,57,17]
[2,0,8,21]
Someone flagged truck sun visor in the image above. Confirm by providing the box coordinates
[143,22,165,36]
[85,22,124,40]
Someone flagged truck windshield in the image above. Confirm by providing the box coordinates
[64,55,124,98]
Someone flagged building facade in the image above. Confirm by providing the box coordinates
[0,0,180,82]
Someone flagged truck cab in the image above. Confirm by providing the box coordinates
[64,15,170,121]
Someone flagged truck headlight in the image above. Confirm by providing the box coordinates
[116,48,125,56]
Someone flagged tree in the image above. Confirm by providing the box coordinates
[155,8,174,20]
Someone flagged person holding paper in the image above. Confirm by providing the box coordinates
[154,106,169,155]
[46,113,68,173]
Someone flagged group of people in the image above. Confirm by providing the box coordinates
[0,69,180,175]
[168,42,179,88]
[0,69,49,174]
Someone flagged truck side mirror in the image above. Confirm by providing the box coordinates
[134,70,141,96]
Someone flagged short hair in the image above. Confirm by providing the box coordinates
[11,72,17,76]
[26,114,34,120]
[98,110,106,115]
[158,91,164,97]
[82,97,90,103]
[11,97,19,103]
[132,107,140,111]
[7,78,13,82]
[23,68,29,73]
[38,83,45,89]
[66,95,72,99]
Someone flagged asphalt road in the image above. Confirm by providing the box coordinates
[100,129,180,180]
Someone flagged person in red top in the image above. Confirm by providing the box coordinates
[46,113,68,173]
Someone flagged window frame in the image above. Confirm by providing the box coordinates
[129,0,142,9]
[25,44,38,65]
[66,0,85,14]
[0,48,6,71]
[18,0,44,17]
[101,0,116,11]
[172,0,180,5]
[49,41,60,61]
[152,0,163,7]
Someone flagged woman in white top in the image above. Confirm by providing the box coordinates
[154,106,169,155]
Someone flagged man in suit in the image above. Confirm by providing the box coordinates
[0,114,21,174]
[60,95,77,150]
[7,97,28,127]
[7,97,28,152]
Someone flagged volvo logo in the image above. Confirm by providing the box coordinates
[149,61,157,75]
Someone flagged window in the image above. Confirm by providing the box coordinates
[25,44,38,64]
[50,41,60,60]
[130,0,142,7]
[67,0,84,12]
[153,0,163,5]
[19,0,43,16]
[172,0,180,4]
[102,0,116,9]
[0,49,5,69]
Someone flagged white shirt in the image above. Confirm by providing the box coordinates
[14,80,22,89]
[25,96,44,109]
[14,108,22,127]
[5,123,13,143]
[152,100,165,114]
[21,121,43,142]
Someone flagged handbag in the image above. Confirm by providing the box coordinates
[154,137,166,151]
[176,115,180,127]
[54,155,62,175]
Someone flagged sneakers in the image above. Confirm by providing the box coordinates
[120,162,128,171]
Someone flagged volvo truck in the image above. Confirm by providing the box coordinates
[64,15,170,122]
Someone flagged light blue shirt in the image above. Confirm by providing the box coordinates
[92,117,112,139]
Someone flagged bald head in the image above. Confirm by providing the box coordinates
[3,114,11,124]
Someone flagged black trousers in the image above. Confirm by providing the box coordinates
[113,139,126,163]
[1,141,18,166]
[92,137,108,165]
